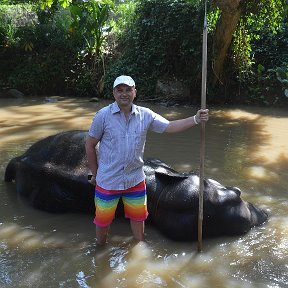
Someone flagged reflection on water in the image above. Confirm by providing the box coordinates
[0,97,287,287]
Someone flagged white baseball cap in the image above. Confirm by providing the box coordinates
[113,75,135,88]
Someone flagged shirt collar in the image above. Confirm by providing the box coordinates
[131,104,139,115]
[111,102,120,114]
[111,101,139,115]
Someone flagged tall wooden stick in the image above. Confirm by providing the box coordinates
[198,0,207,252]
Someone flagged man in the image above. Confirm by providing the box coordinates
[86,75,209,245]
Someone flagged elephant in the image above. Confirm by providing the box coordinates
[4,130,268,241]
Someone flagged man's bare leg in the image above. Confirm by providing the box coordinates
[130,220,144,241]
[96,225,109,245]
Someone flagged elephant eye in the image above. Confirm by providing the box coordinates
[231,187,241,197]
[217,188,242,204]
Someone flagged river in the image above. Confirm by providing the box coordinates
[0,97,287,287]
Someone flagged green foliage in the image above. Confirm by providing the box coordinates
[0,1,114,97]
[241,11,288,105]
[206,0,287,105]
[232,0,285,78]
[69,66,99,97]
[8,60,45,95]
[246,62,288,105]
[109,0,138,38]
[1,0,287,105]
[69,0,114,56]
[7,21,79,95]
[35,0,116,97]
[40,0,72,9]
[0,4,38,87]
[104,0,204,100]
[274,65,288,97]
[0,3,85,95]
[0,3,37,46]
[39,0,115,56]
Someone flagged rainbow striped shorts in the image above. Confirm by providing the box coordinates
[93,181,148,227]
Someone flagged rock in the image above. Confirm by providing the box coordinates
[155,78,190,100]
[0,89,24,99]
[89,97,100,102]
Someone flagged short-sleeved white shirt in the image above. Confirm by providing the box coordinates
[88,102,170,190]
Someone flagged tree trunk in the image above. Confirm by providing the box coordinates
[212,0,242,85]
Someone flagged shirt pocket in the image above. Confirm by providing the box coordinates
[134,130,146,160]
[104,129,125,165]
[133,118,148,156]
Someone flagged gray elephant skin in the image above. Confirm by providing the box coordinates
[4,130,268,241]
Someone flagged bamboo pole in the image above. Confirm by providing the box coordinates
[198,0,207,253]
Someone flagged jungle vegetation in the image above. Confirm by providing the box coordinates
[0,0,287,106]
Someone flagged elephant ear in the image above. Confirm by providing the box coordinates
[155,166,188,181]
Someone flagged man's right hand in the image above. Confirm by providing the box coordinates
[88,175,96,186]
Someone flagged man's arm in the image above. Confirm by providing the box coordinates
[165,109,209,133]
[85,135,100,185]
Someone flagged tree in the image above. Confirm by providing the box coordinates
[39,0,114,58]
[212,0,285,86]
[38,0,115,95]
[212,0,241,85]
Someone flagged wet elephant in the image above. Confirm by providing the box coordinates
[4,130,268,241]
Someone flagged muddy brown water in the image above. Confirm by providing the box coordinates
[0,97,287,287]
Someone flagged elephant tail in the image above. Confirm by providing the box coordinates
[4,158,17,182]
